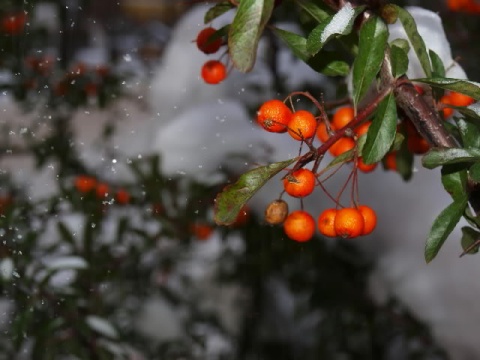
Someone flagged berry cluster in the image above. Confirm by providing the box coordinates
[195,27,228,85]
[256,94,378,243]
[74,175,130,205]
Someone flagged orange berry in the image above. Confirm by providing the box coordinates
[287,110,317,140]
[201,60,227,85]
[449,91,474,107]
[440,94,454,119]
[358,205,377,236]
[334,207,365,239]
[384,152,397,171]
[356,157,377,173]
[407,134,430,154]
[116,189,130,204]
[316,121,331,143]
[355,121,371,137]
[74,175,96,193]
[317,208,337,237]
[331,106,354,130]
[329,137,355,157]
[283,168,316,198]
[96,183,110,199]
[257,99,292,133]
[283,210,315,242]
[190,223,214,240]
[196,27,222,54]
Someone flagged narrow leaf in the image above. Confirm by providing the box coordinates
[390,38,410,53]
[204,1,234,24]
[394,5,432,77]
[352,16,388,107]
[441,164,467,201]
[460,226,480,255]
[429,49,445,77]
[271,27,309,61]
[469,163,480,182]
[306,4,365,56]
[296,0,331,23]
[456,102,480,121]
[214,158,296,225]
[413,78,480,100]
[228,0,274,72]
[456,117,480,149]
[362,93,397,164]
[390,44,409,78]
[422,148,480,169]
[321,61,350,76]
[425,197,467,263]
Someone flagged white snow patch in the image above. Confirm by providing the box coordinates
[320,3,355,43]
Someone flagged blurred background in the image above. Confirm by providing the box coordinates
[0,0,479,359]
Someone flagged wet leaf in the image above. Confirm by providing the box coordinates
[204,1,234,23]
[425,196,467,263]
[422,148,480,169]
[214,158,296,225]
[413,78,480,100]
[362,93,397,164]
[228,0,274,72]
[394,5,431,77]
[352,15,388,107]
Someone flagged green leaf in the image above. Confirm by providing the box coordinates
[469,163,480,182]
[422,148,480,169]
[306,4,365,56]
[456,117,480,149]
[390,38,410,53]
[413,78,480,100]
[296,0,331,23]
[271,27,309,61]
[396,137,414,181]
[214,158,296,225]
[352,16,388,107]
[204,1,234,23]
[429,49,445,77]
[57,221,76,248]
[457,102,480,121]
[425,196,467,263]
[460,226,480,255]
[394,5,431,77]
[441,164,467,201]
[320,61,350,76]
[228,0,274,72]
[390,44,409,78]
[362,93,397,164]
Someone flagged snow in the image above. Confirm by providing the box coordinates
[320,3,355,44]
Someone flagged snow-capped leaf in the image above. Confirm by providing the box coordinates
[306,4,365,55]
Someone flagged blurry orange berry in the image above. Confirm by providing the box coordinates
[329,137,355,157]
[75,175,96,193]
[190,223,214,240]
[316,121,331,143]
[96,183,110,199]
[2,12,26,34]
[334,207,365,239]
[287,110,317,140]
[201,60,227,85]
[331,106,354,130]
[356,157,377,173]
[257,99,292,133]
[450,91,474,107]
[116,189,130,204]
[283,210,315,242]
[384,152,397,171]
[358,205,377,236]
[317,208,337,237]
[407,134,430,154]
[196,27,223,54]
[440,94,454,119]
[355,121,371,137]
[283,168,316,198]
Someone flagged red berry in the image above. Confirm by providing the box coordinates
[201,60,227,85]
